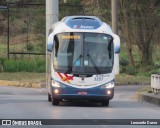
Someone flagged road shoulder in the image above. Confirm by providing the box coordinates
[137,92,160,106]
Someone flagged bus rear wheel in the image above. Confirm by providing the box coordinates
[52,98,60,105]
[101,100,109,106]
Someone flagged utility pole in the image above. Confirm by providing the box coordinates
[46,0,59,36]
[111,0,119,75]
[46,0,59,88]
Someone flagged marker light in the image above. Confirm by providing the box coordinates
[107,90,112,95]
[101,82,114,89]
[54,89,59,94]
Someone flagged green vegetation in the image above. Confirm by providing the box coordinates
[119,44,160,76]
[3,59,45,72]
[0,0,160,84]
[0,72,150,85]
[0,44,7,58]
[115,74,150,85]
[137,85,152,92]
[0,72,45,82]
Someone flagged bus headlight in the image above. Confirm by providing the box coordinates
[101,82,114,89]
[52,81,65,88]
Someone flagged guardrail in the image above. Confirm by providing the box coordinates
[151,74,160,94]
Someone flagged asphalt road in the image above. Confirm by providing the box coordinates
[0,85,160,128]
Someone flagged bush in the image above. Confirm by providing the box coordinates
[25,43,34,52]
[0,58,6,65]
[120,57,129,72]
[3,59,45,72]
[126,66,137,75]
[0,58,5,72]
[21,27,27,34]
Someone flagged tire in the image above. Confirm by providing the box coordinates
[52,98,60,105]
[101,100,109,106]
[48,93,51,102]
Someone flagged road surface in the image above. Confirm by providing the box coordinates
[0,85,160,128]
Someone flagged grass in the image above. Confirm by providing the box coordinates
[0,72,150,85]
[3,59,45,72]
[0,44,7,58]
[0,72,45,82]
[115,73,150,85]
[137,85,152,92]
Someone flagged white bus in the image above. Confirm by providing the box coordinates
[47,16,120,106]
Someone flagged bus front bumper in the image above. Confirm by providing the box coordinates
[51,87,114,101]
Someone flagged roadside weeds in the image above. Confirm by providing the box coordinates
[0,80,46,88]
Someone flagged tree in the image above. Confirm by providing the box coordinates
[119,0,135,66]
[81,0,111,23]
[119,0,159,66]
[132,0,159,65]
[59,0,83,19]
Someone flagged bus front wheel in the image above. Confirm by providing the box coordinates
[52,98,60,105]
[48,93,51,102]
[101,100,109,106]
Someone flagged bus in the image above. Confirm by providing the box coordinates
[47,16,120,106]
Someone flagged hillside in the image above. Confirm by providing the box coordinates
[0,0,160,75]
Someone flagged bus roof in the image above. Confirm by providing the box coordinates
[61,16,102,29]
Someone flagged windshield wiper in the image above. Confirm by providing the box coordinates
[85,41,101,74]
[87,53,101,74]
[65,55,82,74]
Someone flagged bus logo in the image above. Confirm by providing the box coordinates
[74,25,95,29]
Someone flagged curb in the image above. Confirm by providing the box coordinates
[0,80,46,88]
[136,92,160,106]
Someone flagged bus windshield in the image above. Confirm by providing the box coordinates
[53,32,114,75]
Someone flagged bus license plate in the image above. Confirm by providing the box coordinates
[78,92,87,95]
